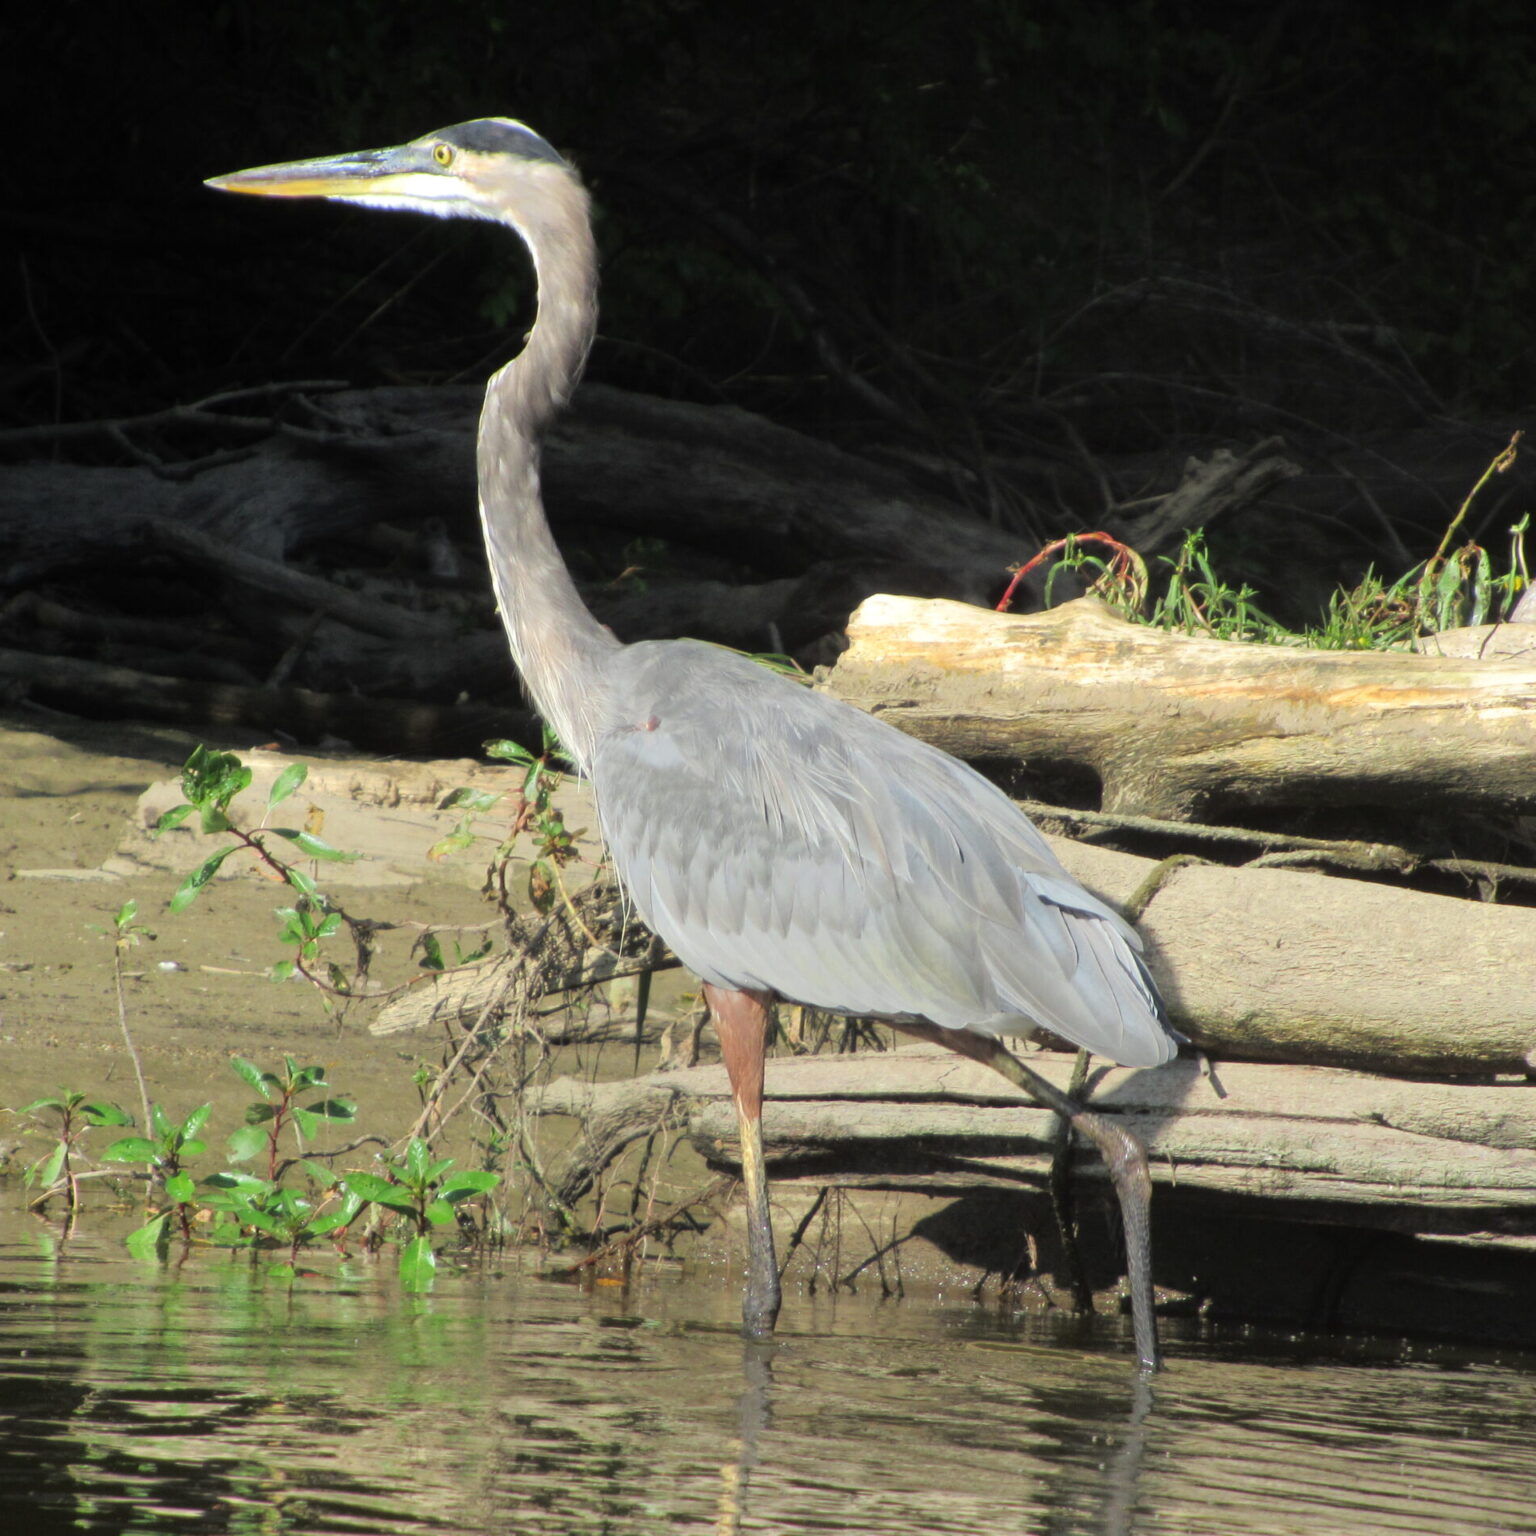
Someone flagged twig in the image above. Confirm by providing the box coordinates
[0,381,350,450]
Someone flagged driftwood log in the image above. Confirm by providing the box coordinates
[534,1050,1536,1231]
[822,593,1536,821]
[0,645,523,757]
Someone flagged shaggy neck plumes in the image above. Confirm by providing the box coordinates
[475,166,619,771]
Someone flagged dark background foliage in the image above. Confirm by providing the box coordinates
[7,0,1536,562]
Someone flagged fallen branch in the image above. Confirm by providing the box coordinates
[536,1051,1536,1238]
[0,645,520,753]
[823,594,1536,820]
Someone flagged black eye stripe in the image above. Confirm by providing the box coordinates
[436,118,567,167]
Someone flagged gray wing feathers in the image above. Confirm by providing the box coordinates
[592,642,1174,1068]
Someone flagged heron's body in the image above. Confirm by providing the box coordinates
[210,118,1176,1369]
[595,638,1167,1061]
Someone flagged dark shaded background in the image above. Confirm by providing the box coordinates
[6,0,1536,629]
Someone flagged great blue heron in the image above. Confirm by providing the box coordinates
[209,118,1178,1370]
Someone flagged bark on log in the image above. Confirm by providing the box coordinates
[534,1050,1536,1236]
[141,518,447,641]
[0,384,1039,606]
[822,593,1536,820]
[0,646,523,755]
[1055,840,1536,1073]
[1112,437,1302,556]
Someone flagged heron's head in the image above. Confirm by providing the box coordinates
[206,118,573,223]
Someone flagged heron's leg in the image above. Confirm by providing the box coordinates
[892,1020,1160,1373]
[705,982,781,1337]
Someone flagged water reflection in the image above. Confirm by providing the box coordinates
[1,1226,1533,1535]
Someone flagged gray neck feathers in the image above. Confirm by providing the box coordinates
[475,165,619,772]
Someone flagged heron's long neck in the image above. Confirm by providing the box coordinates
[477,176,618,772]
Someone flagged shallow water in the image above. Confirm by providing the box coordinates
[2,1229,1533,1536]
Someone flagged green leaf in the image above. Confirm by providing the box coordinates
[267,762,309,809]
[182,747,251,809]
[439,786,502,813]
[17,1097,65,1116]
[291,1106,319,1139]
[399,1235,437,1291]
[37,1142,67,1188]
[425,1199,456,1226]
[403,1139,433,1186]
[198,805,233,836]
[484,739,534,765]
[439,1171,501,1200]
[177,1139,207,1160]
[342,1172,398,1202]
[126,1212,172,1261]
[418,932,445,971]
[306,1191,364,1236]
[284,867,320,900]
[344,1174,417,1217]
[270,829,357,862]
[203,1170,272,1193]
[229,1056,273,1097]
[426,825,477,862]
[180,1104,213,1141]
[80,1101,136,1128]
[102,1136,162,1164]
[270,960,296,982]
[307,1097,356,1123]
[226,1124,270,1163]
[114,899,139,928]
[169,846,239,913]
[151,803,195,836]
[164,1172,197,1204]
[243,1103,278,1126]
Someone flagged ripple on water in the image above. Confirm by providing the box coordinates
[1,1235,1534,1535]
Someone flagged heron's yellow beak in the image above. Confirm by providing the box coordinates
[206,144,432,200]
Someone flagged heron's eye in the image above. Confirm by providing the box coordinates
[433,143,454,168]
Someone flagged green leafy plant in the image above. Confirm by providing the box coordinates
[1148,531,1286,642]
[201,1164,365,1274]
[153,748,364,991]
[429,728,580,917]
[14,1089,135,1212]
[226,1056,357,1180]
[345,1138,500,1290]
[1031,440,1530,653]
[102,1103,212,1258]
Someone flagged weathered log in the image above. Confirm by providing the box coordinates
[0,384,1040,606]
[141,518,447,641]
[534,1050,1536,1237]
[0,646,523,755]
[1056,839,1536,1072]
[1414,621,1536,662]
[368,933,673,1040]
[1113,437,1302,556]
[822,593,1536,820]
